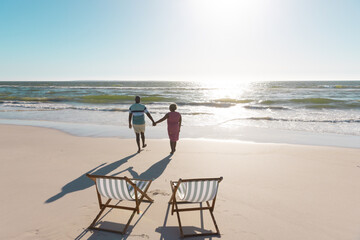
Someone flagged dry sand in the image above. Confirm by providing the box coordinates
[1,124,360,240]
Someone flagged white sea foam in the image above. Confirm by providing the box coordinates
[0,80,360,140]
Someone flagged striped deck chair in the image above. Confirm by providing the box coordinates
[169,177,223,238]
[86,174,153,234]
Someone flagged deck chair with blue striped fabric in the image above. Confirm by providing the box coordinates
[87,174,153,234]
[169,177,223,238]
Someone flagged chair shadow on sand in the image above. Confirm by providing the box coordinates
[75,202,153,240]
[155,203,218,240]
[74,154,173,240]
[45,153,137,204]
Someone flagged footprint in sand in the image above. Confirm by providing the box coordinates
[131,234,150,239]
[149,189,170,196]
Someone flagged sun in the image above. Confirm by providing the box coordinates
[189,0,264,24]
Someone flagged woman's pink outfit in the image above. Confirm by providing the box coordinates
[167,112,181,142]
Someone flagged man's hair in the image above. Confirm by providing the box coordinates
[135,96,140,103]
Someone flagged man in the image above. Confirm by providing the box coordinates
[129,96,156,153]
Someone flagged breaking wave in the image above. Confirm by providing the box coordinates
[222,117,360,124]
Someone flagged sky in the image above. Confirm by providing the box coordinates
[0,0,359,82]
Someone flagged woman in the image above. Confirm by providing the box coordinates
[155,103,182,154]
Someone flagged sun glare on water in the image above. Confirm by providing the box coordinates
[198,80,253,102]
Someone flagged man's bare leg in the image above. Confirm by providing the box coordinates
[136,133,141,153]
[141,132,147,148]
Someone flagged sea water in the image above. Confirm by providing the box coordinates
[0,81,359,147]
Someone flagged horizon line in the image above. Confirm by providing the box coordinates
[0,79,359,82]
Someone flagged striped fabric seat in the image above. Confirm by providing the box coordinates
[170,177,223,238]
[88,174,153,234]
[96,178,133,201]
[179,180,219,203]
[128,180,151,199]
[175,182,187,200]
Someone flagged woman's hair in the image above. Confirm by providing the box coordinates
[169,103,177,111]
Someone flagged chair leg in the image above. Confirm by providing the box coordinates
[89,199,139,235]
[89,199,111,229]
[173,202,221,238]
[136,187,153,211]
[141,183,154,203]
[169,181,175,204]
[171,200,177,215]
[207,201,220,235]
[208,208,220,235]
[173,200,184,238]
[122,209,137,234]
[169,183,176,215]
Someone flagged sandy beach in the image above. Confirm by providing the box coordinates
[1,124,360,240]
[2,0,360,238]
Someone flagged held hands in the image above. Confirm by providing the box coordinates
[152,121,156,126]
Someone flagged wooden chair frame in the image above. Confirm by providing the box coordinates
[87,174,154,234]
[169,177,223,238]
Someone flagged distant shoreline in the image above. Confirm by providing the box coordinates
[1,79,359,82]
[1,81,359,145]
[1,120,359,149]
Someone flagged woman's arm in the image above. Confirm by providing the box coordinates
[179,114,182,132]
[155,113,169,124]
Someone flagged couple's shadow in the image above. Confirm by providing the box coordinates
[45,153,172,203]
[112,154,172,180]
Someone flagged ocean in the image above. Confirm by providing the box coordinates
[1,80,359,147]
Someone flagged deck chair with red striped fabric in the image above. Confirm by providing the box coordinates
[169,177,223,238]
[86,174,153,234]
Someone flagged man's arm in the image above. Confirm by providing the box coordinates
[146,112,155,125]
[128,113,133,128]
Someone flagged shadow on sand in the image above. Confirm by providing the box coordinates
[74,154,173,239]
[75,202,153,240]
[156,203,220,240]
[112,154,172,180]
[45,153,137,203]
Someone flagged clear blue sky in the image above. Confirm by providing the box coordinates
[0,0,359,81]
